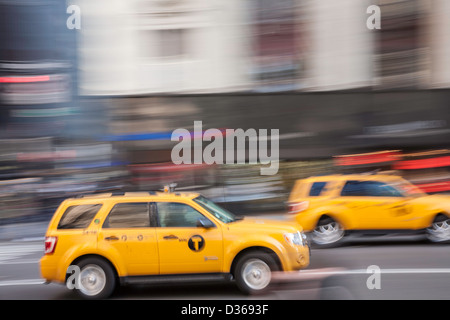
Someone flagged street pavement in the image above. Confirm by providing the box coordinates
[0,221,48,242]
[1,230,450,299]
[1,213,450,300]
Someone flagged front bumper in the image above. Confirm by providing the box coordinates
[283,245,310,271]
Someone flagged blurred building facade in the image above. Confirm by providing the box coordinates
[0,0,124,222]
[2,0,450,220]
[76,0,450,93]
[75,0,450,209]
[77,0,251,95]
[0,0,77,138]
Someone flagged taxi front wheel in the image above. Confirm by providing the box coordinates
[426,214,450,244]
[234,252,279,295]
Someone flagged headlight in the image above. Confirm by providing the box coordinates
[284,231,306,246]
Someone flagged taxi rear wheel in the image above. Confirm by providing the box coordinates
[234,251,278,295]
[310,216,344,248]
[73,257,117,299]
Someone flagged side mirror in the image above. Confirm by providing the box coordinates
[197,217,215,229]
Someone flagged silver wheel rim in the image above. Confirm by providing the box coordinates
[312,221,344,245]
[242,259,271,291]
[78,264,107,297]
[427,218,450,242]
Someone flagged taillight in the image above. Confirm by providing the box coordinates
[44,236,58,255]
[288,201,309,214]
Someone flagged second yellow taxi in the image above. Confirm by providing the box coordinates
[288,174,450,247]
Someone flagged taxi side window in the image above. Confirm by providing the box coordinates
[57,204,102,229]
[341,180,404,197]
[309,182,327,196]
[104,203,151,228]
[341,181,365,196]
[156,202,208,228]
[364,181,404,197]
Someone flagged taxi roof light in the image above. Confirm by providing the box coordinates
[164,183,177,193]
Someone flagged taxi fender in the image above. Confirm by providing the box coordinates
[307,206,351,230]
[421,210,450,229]
[58,245,126,282]
[224,235,288,273]
[408,195,450,228]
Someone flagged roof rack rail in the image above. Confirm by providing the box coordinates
[111,191,126,196]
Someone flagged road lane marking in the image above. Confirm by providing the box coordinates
[2,268,450,287]
[0,279,45,287]
[0,259,40,265]
[12,237,44,242]
[307,268,450,275]
[0,243,43,264]
[273,267,450,282]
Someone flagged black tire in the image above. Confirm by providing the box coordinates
[310,216,344,248]
[426,214,450,244]
[233,251,279,295]
[71,257,117,299]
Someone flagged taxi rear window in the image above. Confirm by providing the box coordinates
[57,204,102,229]
[309,182,327,196]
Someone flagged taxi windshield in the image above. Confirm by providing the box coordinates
[193,195,239,223]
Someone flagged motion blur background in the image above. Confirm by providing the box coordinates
[1,0,450,223]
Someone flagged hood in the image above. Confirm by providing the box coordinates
[227,216,303,233]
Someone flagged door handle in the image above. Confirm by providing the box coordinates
[105,236,119,241]
[163,235,178,240]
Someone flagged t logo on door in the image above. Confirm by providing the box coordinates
[188,235,205,252]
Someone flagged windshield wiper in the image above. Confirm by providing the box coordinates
[228,215,244,223]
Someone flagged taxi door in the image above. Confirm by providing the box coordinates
[97,202,159,276]
[155,201,223,275]
[339,180,415,230]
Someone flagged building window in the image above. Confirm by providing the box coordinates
[375,0,428,88]
[158,29,187,58]
[249,0,304,92]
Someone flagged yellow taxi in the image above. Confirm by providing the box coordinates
[40,190,310,299]
[288,174,450,247]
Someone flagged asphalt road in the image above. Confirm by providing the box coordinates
[1,234,450,300]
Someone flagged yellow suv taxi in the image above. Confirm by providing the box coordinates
[40,191,309,299]
[288,174,450,247]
